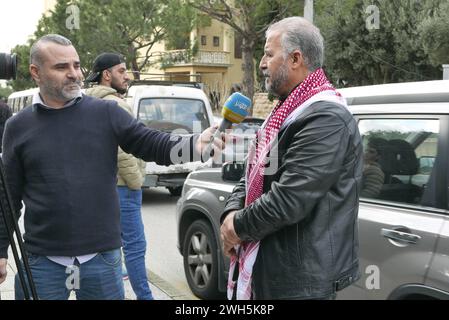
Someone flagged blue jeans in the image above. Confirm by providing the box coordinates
[15,249,124,300]
[117,186,153,300]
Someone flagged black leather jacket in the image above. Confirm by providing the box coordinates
[222,101,363,299]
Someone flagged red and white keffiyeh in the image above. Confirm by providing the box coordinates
[227,68,343,300]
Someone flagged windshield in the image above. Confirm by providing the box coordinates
[138,98,210,134]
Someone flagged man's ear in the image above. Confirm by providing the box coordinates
[290,50,304,69]
[29,64,40,82]
[102,69,111,82]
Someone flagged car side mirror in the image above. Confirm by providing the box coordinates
[222,162,244,182]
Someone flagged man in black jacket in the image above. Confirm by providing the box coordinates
[0,34,224,300]
[220,17,363,300]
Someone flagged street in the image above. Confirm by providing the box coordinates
[141,187,198,300]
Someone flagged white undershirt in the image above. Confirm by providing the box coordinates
[47,254,97,266]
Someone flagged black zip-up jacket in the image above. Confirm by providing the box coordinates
[222,100,363,299]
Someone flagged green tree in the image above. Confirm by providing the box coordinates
[162,1,210,51]
[188,0,303,105]
[34,0,170,79]
[9,0,208,89]
[315,0,443,87]
[8,44,35,91]
[418,0,449,67]
[0,86,13,101]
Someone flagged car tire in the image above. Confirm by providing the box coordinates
[183,219,224,299]
[167,186,182,196]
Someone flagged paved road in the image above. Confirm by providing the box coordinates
[141,187,198,300]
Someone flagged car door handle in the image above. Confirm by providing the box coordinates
[381,228,421,244]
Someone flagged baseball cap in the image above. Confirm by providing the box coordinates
[85,52,126,83]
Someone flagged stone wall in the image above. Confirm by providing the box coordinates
[252,93,276,119]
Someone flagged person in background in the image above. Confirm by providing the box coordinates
[361,137,386,198]
[0,101,12,154]
[85,52,153,300]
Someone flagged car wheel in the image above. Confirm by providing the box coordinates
[167,186,182,196]
[183,219,223,299]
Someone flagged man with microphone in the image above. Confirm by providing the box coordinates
[0,34,225,300]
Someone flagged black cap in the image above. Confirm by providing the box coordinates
[85,52,126,83]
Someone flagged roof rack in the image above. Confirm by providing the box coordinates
[128,72,203,89]
[338,80,449,105]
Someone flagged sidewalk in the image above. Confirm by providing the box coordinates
[0,252,173,300]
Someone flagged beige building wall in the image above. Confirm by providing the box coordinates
[140,18,246,109]
[198,19,224,52]
[197,19,244,99]
[140,41,167,77]
[253,93,276,119]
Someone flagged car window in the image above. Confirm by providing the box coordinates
[221,119,264,163]
[138,98,209,133]
[233,118,264,132]
[358,118,440,208]
[138,101,160,122]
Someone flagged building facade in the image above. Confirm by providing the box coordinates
[143,19,246,111]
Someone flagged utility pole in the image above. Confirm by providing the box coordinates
[443,65,449,80]
[304,0,314,23]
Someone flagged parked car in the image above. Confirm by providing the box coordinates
[126,83,215,196]
[220,117,264,164]
[176,80,449,300]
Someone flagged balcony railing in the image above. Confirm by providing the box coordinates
[160,50,230,67]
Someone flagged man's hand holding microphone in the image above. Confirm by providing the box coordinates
[202,92,252,258]
[198,92,252,163]
[0,258,7,285]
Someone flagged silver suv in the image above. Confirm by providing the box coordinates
[176,80,449,300]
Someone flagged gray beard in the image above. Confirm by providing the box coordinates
[61,85,81,100]
[266,64,289,97]
[41,83,81,103]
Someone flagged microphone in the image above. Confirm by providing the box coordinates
[204,92,252,161]
[219,92,252,132]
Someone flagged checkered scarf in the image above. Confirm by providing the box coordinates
[227,68,337,300]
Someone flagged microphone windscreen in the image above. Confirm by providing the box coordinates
[221,92,251,125]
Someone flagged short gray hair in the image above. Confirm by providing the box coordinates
[30,34,73,66]
[266,17,324,71]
